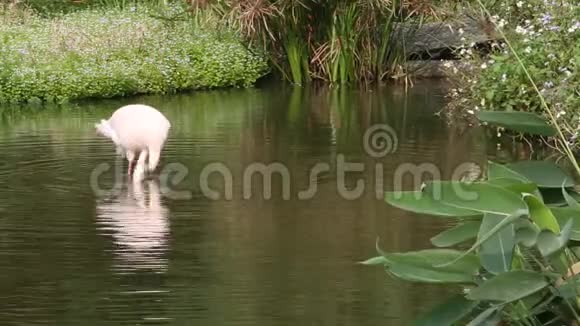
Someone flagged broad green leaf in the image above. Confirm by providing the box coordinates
[563,187,580,210]
[524,194,560,233]
[487,177,538,195]
[552,207,580,241]
[487,161,531,183]
[382,249,480,284]
[385,191,481,217]
[424,181,528,216]
[434,212,523,268]
[514,219,540,247]
[359,256,388,266]
[478,213,516,274]
[536,218,573,257]
[431,221,481,247]
[413,294,478,326]
[466,307,502,326]
[476,111,556,136]
[507,161,575,188]
[466,271,549,303]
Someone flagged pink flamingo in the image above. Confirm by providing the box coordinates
[96,104,171,179]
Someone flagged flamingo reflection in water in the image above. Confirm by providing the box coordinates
[95,179,169,273]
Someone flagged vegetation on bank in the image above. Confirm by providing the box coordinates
[444,0,579,147]
[194,0,434,85]
[0,4,269,104]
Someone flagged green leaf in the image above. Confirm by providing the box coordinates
[536,218,573,257]
[359,256,388,266]
[506,161,575,188]
[381,249,481,284]
[487,177,539,195]
[552,207,580,241]
[466,271,549,303]
[434,212,523,268]
[385,191,481,217]
[431,221,481,247]
[476,111,556,136]
[524,194,561,233]
[514,219,540,247]
[563,187,580,210]
[413,294,478,326]
[478,213,516,274]
[487,161,531,183]
[424,181,528,216]
[466,307,502,326]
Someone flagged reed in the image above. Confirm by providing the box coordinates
[194,0,435,85]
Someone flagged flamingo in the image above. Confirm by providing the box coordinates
[95,104,171,179]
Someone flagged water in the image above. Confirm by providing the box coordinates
[0,82,491,325]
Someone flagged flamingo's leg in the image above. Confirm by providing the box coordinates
[147,146,161,172]
[133,149,149,181]
[126,150,135,176]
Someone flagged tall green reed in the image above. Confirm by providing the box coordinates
[197,0,432,85]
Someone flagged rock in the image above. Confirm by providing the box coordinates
[394,16,501,58]
[405,60,472,78]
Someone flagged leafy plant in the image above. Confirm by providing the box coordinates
[444,0,579,149]
[0,6,269,104]
[363,110,580,325]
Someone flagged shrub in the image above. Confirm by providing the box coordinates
[443,0,579,146]
[0,5,269,104]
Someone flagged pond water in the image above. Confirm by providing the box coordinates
[0,81,495,325]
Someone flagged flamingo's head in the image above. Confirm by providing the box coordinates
[95,119,120,145]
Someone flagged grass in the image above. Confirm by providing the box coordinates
[0,3,269,104]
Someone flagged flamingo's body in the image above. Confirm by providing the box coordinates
[96,104,170,179]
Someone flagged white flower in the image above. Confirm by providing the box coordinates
[467,110,475,114]
[458,28,464,35]
[516,26,526,34]
[516,1,524,7]
[501,74,507,82]
[524,46,532,53]
[480,63,488,69]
